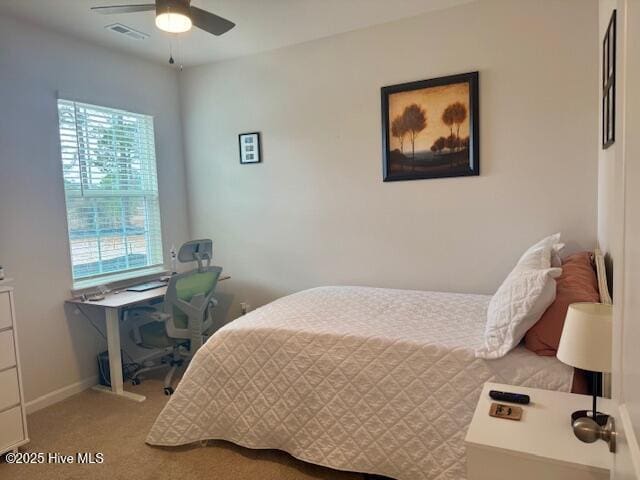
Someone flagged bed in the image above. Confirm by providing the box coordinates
[147,286,573,480]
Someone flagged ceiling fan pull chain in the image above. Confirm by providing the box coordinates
[177,35,183,71]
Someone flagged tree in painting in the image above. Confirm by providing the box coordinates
[430,136,446,154]
[402,103,427,159]
[445,134,459,151]
[442,105,455,137]
[442,101,467,148]
[391,115,408,154]
[450,101,467,140]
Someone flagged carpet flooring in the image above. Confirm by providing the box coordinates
[0,375,367,480]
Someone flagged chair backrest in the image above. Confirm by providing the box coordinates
[168,267,220,328]
[163,265,222,352]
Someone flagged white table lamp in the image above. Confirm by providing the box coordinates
[557,302,612,425]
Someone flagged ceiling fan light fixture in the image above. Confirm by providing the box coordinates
[91,0,235,37]
[155,12,192,33]
[155,1,192,33]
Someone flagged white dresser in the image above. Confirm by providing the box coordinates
[0,285,29,455]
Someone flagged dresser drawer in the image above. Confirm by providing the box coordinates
[0,368,20,411]
[0,292,11,330]
[0,330,16,370]
[0,406,24,451]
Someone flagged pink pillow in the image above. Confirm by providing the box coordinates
[525,252,600,356]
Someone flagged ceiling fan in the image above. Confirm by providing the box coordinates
[91,0,235,36]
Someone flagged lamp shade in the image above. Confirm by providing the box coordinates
[557,303,612,373]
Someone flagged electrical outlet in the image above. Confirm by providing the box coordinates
[240,302,250,315]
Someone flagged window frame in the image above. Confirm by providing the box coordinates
[56,98,165,288]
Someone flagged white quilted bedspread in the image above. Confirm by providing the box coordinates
[147,286,573,480]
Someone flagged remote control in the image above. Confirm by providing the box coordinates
[489,390,530,405]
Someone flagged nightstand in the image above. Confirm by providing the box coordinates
[465,382,612,480]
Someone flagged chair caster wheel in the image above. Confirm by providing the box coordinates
[131,378,141,386]
[164,387,174,396]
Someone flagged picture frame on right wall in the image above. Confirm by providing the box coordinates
[602,9,616,149]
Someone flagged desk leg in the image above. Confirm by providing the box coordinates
[92,307,145,402]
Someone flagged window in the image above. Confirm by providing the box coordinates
[57,99,164,286]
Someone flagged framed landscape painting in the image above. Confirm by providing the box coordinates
[381,71,479,182]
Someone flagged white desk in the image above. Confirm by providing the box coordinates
[66,275,230,402]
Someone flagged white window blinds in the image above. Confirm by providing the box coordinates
[57,99,164,283]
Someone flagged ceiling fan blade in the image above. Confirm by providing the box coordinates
[91,4,156,14]
[190,6,235,36]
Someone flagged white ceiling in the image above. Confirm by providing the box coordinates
[0,0,473,67]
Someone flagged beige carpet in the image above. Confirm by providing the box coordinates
[0,375,367,480]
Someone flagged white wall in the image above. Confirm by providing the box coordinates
[180,0,599,319]
[0,15,190,404]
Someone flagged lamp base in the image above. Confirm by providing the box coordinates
[571,409,609,427]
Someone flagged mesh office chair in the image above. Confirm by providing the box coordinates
[125,239,222,395]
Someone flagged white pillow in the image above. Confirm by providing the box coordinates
[518,233,561,266]
[476,246,561,359]
[551,243,565,267]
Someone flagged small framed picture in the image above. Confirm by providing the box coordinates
[239,132,262,164]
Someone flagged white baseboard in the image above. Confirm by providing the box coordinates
[25,375,99,414]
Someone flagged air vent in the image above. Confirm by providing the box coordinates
[105,23,149,40]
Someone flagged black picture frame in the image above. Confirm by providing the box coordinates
[602,10,616,149]
[381,71,479,182]
[238,132,262,164]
